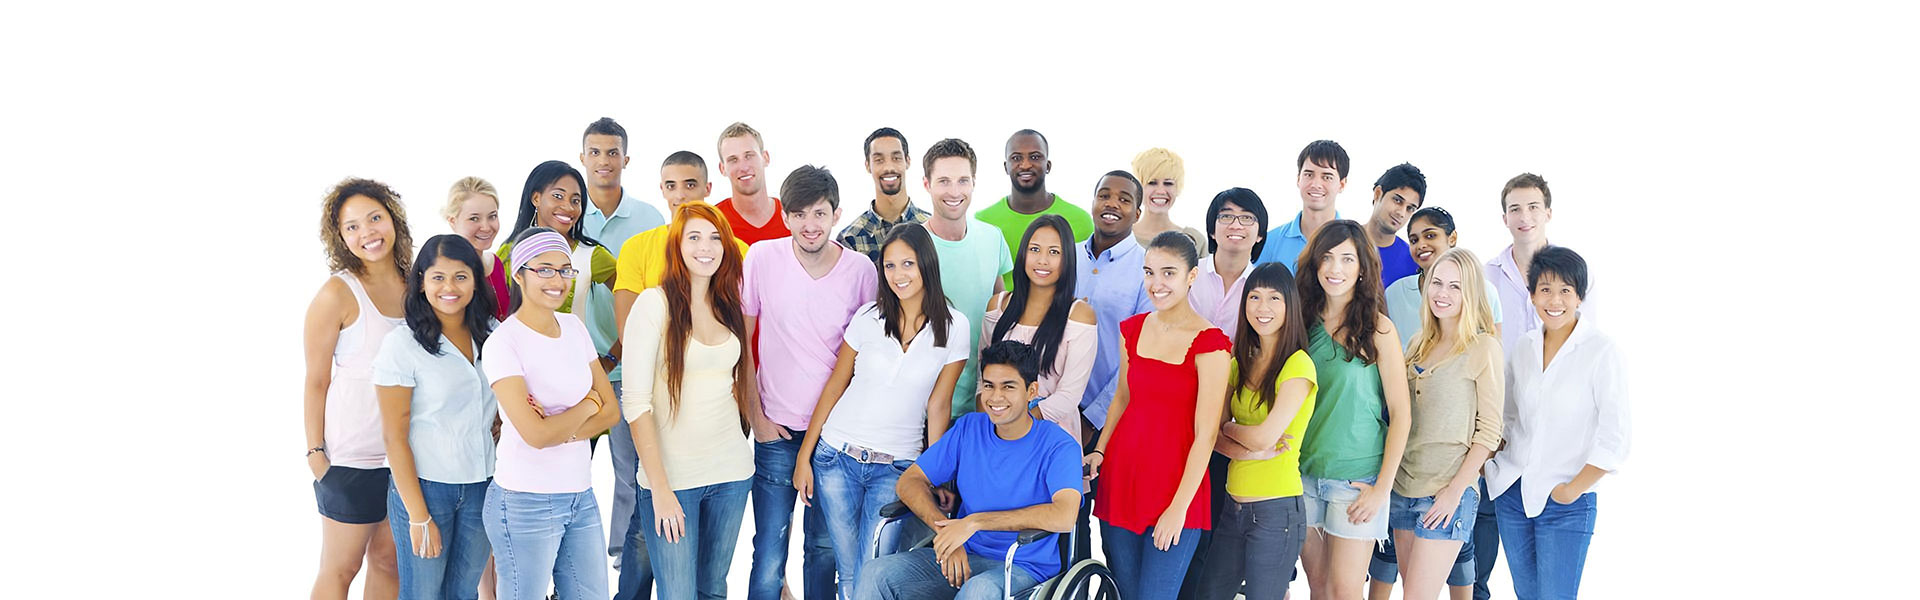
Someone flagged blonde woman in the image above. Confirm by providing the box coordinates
[442,177,507,321]
[1131,148,1206,249]
[1390,248,1503,600]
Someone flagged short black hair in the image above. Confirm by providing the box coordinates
[1407,206,1456,236]
[1527,245,1589,299]
[662,151,708,178]
[979,339,1041,386]
[1099,169,1142,200]
[779,165,840,213]
[1373,162,1427,202]
[1204,187,1270,259]
[1296,140,1350,179]
[865,127,909,160]
[583,117,627,151]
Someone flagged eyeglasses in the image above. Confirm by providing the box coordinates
[519,266,579,279]
[1214,214,1259,226]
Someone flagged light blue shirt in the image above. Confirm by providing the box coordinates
[1254,210,1338,274]
[371,326,499,484]
[1073,235,1154,430]
[582,187,665,257]
[1385,272,1504,349]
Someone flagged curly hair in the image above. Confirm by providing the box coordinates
[319,177,413,275]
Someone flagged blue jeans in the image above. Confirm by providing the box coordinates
[750,434,837,600]
[1100,521,1200,599]
[620,478,752,599]
[482,483,607,600]
[1472,479,1498,600]
[812,443,914,596]
[854,547,1042,600]
[607,381,653,597]
[388,479,491,600]
[1493,481,1596,600]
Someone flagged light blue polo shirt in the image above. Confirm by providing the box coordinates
[1255,210,1339,274]
[1073,235,1155,429]
[582,187,665,257]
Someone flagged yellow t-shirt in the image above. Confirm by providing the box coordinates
[615,225,750,293]
[1225,350,1319,498]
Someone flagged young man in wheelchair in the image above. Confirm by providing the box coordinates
[856,340,1085,600]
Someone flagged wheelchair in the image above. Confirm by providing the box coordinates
[870,497,1119,600]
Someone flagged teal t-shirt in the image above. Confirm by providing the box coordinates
[975,194,1094,289]
[930,220,1013,417]
[1299,322,1387,480]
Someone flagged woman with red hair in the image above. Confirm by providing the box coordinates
[616,202,758,599]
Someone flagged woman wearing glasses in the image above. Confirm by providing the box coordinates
[483,227,626,599]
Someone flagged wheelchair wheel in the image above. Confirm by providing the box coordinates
[1035,559,1120,599]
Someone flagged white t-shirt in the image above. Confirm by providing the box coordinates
[819,302,972,459]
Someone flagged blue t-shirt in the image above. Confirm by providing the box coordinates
[914,412,1082,581]
[1378,237,1418,290]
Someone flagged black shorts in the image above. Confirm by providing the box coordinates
[313,465,391,524]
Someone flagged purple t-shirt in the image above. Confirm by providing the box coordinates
[741,239,877,430]
[483,313,597,494]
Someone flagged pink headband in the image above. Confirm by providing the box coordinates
[509,231,571,274]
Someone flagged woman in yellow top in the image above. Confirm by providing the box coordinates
[1198,261,1319,600]
[497,160,621,373]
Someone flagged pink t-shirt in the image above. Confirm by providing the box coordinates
[483,313,597,494]
[741,239,877,430]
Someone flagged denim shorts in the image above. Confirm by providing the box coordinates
[314,465,390,524]
[1388,486,1479,542]
[1301,474,1388,540]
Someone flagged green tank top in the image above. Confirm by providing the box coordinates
[1226,350,1318,497]
[1299,321,1386,480]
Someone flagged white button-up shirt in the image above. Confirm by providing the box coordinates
[1486,317,1631,518]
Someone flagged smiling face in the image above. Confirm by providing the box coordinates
[1092,175,1141,239]
[422,255,477,318]
[1297,159,1345,211]
[515,251,573,311]
[718,136,769,198]
[1023,225,1066,288]
[1502,186,1552,246]
[1142,177,1177,214]
[580,134,629,190]
[1143,248,1198,311]
[1424,258,1464,321]
[923,157,976,222]
[1243,285,1288,338]
[977,363,1038,427]
[1369,186,1423,239]
[1316,239,1362,299]
[1530,271,1582,331]
[533,176,584,234]
[680,217,725,278]
[784,198,840,255]
[339,195,397,264]
[1004,134,1049,194]
[1406,215,1456,271]
[1211,200,1264,255]
[867,136,909,197]
[880,239,924,304]
[448,194,501,253]
[659,164,711,212]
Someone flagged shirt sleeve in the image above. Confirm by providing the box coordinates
[1484,280,1504,324]
[615,234,648,295]
[1043,431,1084,497]
[915,415,965,486]
[994,235,1014,277]
[1585,338,1631,472]
[592,245,617,285]
[979,307,1003,354]
[620,290,665,418]
[1037,320,1096,432]
[944,310,973,365]
[1469,337,1505,452]
[482,327,523,385]
[739,243,764,318]
[371,329,417,388]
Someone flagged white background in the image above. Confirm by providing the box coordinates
[1,1,1911,597]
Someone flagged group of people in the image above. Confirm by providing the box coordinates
[303,119,1631,600]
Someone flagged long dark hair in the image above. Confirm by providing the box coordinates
[404,235,496,358]
[510,160,603,248]
[990,215,1078,377]
[874,223,953,347]
[1232,262,1306,412]
[658,202,751,422]
[1296,220,1385,365]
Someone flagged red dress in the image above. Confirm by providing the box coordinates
[488,254,511,321]
[1094,314,1231,533]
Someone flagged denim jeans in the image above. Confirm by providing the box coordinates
[620,477,752,599]
[750,434,837,600]
[388,479,491,600]
[854,547,1043,600]
[607,381,653,598]
[1101,521,1201,599]
[1177,452,1233,599]
[482,483,607,600]
[1196,496,1305,600]
[1494,481,1597,600]
[1472,479,1498,600]
[812,443,913,597]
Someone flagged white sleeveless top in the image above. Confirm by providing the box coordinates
[326,271,406,469]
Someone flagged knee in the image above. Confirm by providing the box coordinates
[364,547,400,577]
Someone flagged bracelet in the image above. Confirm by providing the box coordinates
[1089,449,1104,457]
[410,516,433,528]
[306,446,326,457]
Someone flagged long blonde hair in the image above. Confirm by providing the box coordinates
[1406,248,1496,366]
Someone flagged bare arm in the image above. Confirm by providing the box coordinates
[896,465,951,533]
[1223,376,1313,450]
[491,375,602,449]
[742,315,783,441]
[924,361,963,446]
[376,384,429,520]
[1372,320,1413,488]
[953,489,1081,534]
[302,279,350,478]
[1165,350,1230,517]
[568,359,625,439]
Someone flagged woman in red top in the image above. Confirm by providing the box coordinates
[1088,231,1232,599]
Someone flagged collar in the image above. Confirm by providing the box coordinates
[585,188,633,219]
[1083,233,1143,262]
[1524,314,1601,353]
[867,199,927,225]
[1277,210,1339,238]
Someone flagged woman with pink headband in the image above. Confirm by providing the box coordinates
[482,227,626,599]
